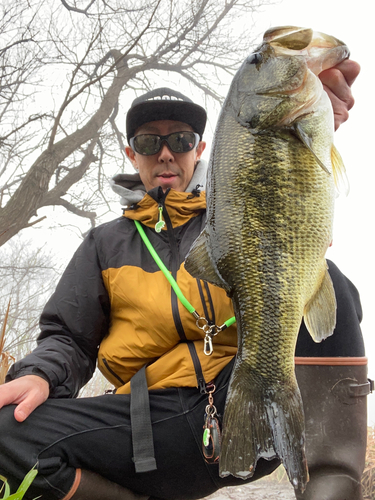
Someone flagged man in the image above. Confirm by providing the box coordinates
[0,60,369,500]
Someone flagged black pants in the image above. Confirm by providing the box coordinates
[0,261,365,500]
[0,359,280,500]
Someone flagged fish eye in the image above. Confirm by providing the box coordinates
[247,53,262,65]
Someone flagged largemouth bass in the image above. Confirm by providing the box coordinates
[184,26,349,492]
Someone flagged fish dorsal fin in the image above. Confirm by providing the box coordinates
[184,229,230,292]
[293,122,330,174]
[331,143,350,196]
[303,264,337,342]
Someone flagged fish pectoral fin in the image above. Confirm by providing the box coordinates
[293,122,330,175]
[303,264,337,342]
[184,229,230,291]
[331,144,350,196]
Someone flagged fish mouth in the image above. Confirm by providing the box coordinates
[263,26,314,49]
[307,31,350,74]
[264,26,350,74]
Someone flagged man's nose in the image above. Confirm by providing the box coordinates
[158,142,174,162]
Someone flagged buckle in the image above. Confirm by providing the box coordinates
[368,378,375,394]
[349,379,374,398]
[332,377,374,404]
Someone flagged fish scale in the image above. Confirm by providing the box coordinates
[185,26,348,492]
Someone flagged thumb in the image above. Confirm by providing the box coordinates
[14,398,36,423]
[12,377,49,422]
[14,391,48,422]
[0,375,49,422]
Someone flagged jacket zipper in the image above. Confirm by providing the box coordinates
[102,357,125,385]
[159,192,206,393]
[196,279,216,326]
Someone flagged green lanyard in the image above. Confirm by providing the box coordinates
[134,219,236,355]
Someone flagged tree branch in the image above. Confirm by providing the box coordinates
[53,198,96,226]
[60,0,97,15]
[49,0,162,148]
[0,38,35,56]
[177,0,238,66]
[0,114,52,144]
[24,216,47,228]
[41,138,99,208]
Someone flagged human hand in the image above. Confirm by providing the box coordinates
[0,375,49,422]
[319,59,361,130]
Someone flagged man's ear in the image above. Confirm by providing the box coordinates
[125,146,138,170]
[196,141,206,160]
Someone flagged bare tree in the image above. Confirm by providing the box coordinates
[0,0,267,247]
[0,236,111,394]
[0,235,60,362]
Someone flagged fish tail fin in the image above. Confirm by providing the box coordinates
[219,365,309,492]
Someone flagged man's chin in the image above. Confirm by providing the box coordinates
[155,177,181,192]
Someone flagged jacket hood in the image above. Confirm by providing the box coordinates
[110,159,208,207]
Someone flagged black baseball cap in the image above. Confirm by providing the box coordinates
[126,88,207,143]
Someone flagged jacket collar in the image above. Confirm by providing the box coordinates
[123,187,206,229]
[110,159,208,207]
[110,159,207,229]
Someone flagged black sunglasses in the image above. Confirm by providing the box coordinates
[129,131,200,156]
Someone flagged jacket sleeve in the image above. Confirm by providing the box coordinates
[6,229,111,398]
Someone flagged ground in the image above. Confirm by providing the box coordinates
[205,480,295,500]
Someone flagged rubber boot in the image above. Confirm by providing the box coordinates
[62,469,151,500]
[294,358,372,500]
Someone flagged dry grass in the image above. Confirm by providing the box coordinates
[363,426,375,499]
[0,300,15,385]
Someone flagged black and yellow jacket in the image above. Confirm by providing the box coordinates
[6,161,365,397]
[6,162,237,397]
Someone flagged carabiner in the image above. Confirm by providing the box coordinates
[203,334,213,356]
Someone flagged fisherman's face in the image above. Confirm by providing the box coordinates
[125,120,206,193]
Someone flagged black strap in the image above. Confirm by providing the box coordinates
[130,365,157,473]
[332,377,374,404]
[349,378,374,397]
[186,341,206,394]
